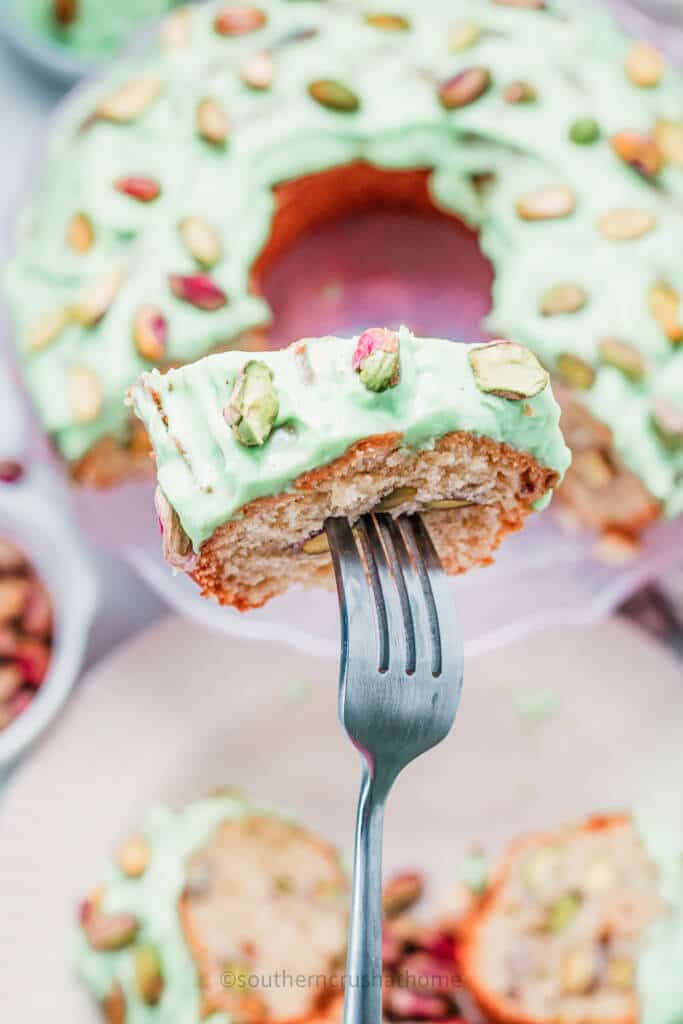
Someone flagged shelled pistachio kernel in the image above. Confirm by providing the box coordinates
[598,207,656,241]
[625,41,664,87]
[240,50,275,89]
[134,307,167,361]
[548,891,581,933]
[364,13,410,30]
[180,217,222,269]
[135,946,164,1005]
[26,307,71,353]
[225,361,279,446]
[84,911,139,952]
[611,132,662,177]
[197,98,229,146]
[651,397,683,451]
[169,273,227,311]
[607,957,636,991]
[115,176,162,202]
[103,981,126,1024]
[214,5,267,35]
[469,341,548,400]
[439,67,491,110]
[516,185,575,221]
[54,0,77,25]
[161,6,192,49]
[561,946,596,995]
[539,284,586,316]
[448,21,480,52]
[67,212,95,254]
[569,118,600,145]
[598,338,646,381]
[504,81,537,104]
[655,119,683,169]
[74,269,124,327]
[376,486,418,512]
[118,834,151,878]
[68,366,103,423]
[303,532,330,555]
[96,77,162,123]
[308,80,360,113]
[556,352,595,389]
[649,282,682,342]
[352,327,401,391]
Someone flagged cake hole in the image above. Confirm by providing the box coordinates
[253,162,493,347]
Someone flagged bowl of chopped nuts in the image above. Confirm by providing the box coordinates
[0,465,97,770]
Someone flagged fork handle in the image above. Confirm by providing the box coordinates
[344,764,389,1024]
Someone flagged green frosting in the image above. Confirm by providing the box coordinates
[4,0,683,514]
[74,793,249,1024]
[636,808,683,1024]
[11,0,180,58]
[131,330,570,550]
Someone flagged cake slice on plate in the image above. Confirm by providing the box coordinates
[459,815,664,1024]
[76,792,349,1024]
[130,328,570,611]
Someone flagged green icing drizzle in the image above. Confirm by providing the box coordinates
[74,794,256,1024]
[4,0,683,515]
[11,0,180,58]
[130,330,570,550]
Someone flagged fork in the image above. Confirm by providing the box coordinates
[326,513,465,1024]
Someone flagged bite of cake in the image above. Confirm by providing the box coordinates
[76,791,349,1024]
[130,328,570,610]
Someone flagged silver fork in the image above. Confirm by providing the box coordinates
[326,513,465,1024]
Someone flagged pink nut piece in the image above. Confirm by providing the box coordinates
[169,273,228,311]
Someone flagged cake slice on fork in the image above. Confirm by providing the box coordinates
[130,328,570,611]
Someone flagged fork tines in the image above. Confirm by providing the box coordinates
[326,514,455,678]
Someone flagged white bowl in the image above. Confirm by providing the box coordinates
[0,466,97,770]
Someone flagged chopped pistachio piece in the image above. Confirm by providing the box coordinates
[96,77,162,123]
[597,207,656,241]
[135,946,164,1005]
[569,117,600,144]
[504,81,537,104]
[655,119,683,169]
[240,50,275,90]
[74,270,124,327]
[448,21,480,52]
[67,212,95,254]
[352,327,401,391]
[625,41,664,87]
[118,835,151,878]
[134,304,169,363]
[226,361,279,446]
[26,307,71,353]
[376,486,418,511]
[548,891,581,933]
[197,98,229,146]
[84,911,139,952]
[516,185,575,220]
[68,366,103,423]
[561,946,596,994]
[439,67,491,109]
[308,79,360,112]
[214,5,267,35]
[556,352,595,389]
[180,217,223,269]
[649,283,682,343]
[539,284,586,316]
[611,132,662,177]
[468,341,548,400]
[651,397,683,452]
[598,338,646,381]
[303,532,330,555]
[364,13,411,30]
